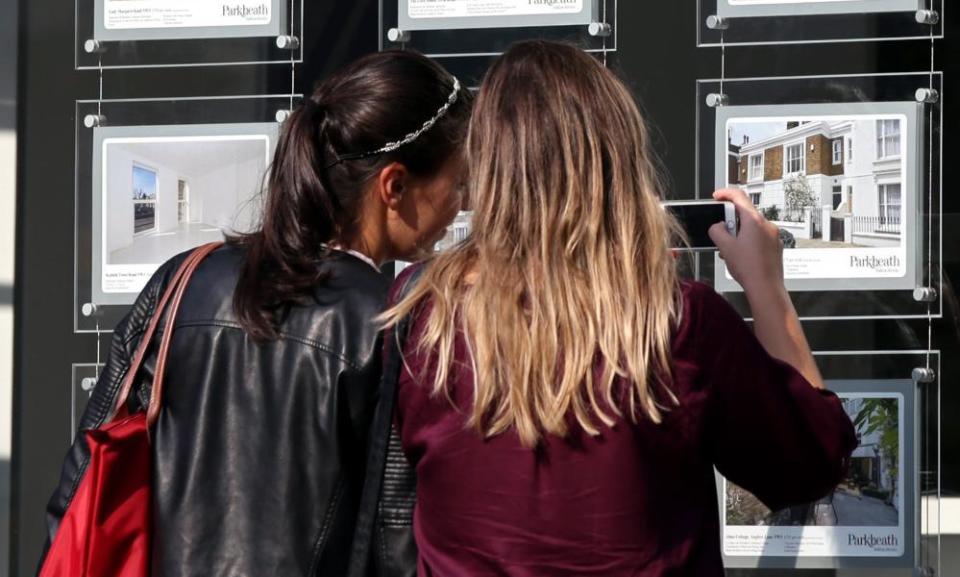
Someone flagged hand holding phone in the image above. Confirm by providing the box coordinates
[707,188,785,295]
[708,190,824,390]
[662,200,738,251]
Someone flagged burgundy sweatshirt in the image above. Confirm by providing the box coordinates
[391,279,857,577]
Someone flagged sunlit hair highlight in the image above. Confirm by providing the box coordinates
[383,41,685,447]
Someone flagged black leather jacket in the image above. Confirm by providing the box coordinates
[40,244,416,577]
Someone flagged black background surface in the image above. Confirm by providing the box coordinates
[13,2,959,575]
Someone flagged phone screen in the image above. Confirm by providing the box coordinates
[664,203,727,249]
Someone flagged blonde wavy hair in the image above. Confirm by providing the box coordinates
[382,41,684,447]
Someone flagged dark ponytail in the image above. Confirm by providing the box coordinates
[231,50,471,341]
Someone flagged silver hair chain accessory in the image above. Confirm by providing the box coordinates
[325,76,461,169]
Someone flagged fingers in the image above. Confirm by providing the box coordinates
[712,187,748,204]
[708,221,735,254]
[712,187,760,221]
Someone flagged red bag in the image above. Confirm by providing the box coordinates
[39,242,222,577]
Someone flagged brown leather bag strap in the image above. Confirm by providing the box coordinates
[108,248,202,422]
[107,242,223,425]
[146,241,221,428]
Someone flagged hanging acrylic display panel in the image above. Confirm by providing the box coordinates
[76,0,303,68]
[697,0,942,46]
[719,351,942,574]
[695,73,942,321]
[398,0,597,31]
[74,95,296,333]
[715,101,923,294]
[381,0,616,59]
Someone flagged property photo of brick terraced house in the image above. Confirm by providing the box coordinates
[727,117,905,249]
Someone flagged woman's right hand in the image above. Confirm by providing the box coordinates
[707,188,824,389]
[707,187,786,296]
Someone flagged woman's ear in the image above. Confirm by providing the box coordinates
[377,162,408,211]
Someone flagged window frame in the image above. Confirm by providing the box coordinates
[748,153,764,181]
[177,178,190,225]
[832,139,843,165]
[876,119,902,160]
[784,141,805,176]
[132,162,159,236]
[878,182,902,222]
[832,185,843,210]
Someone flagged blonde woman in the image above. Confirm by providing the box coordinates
[382,41,856,576]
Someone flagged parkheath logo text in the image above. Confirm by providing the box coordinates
[848,533,899,548]
[222,3,269,18]
[850,255,900,271]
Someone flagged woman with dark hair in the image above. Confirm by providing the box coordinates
[39,50,469,577]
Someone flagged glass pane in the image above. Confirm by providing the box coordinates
[724,380,915,569]
[698,0,943,46]
[133,203,156,235]
[721,351,941,573]
[74,96,296,333]
[380,0,616,60]
[695,73,942,320]
[76,0,303,68]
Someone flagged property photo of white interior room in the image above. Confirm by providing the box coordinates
[103,136,268,266]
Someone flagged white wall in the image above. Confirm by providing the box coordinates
[849,118,877,177]
[807,174,828,207]
[192,166,234,229]
[760,180,785,209]
[191,155,265,233]
[104,146,135,253]
[771,219,812,240]
[842,173,877,217]
[851,233,900,248]
[845,119,884,219]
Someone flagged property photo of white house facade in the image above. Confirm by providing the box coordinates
[727,117,905,249]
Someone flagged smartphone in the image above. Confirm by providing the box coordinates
[661,200,738,250]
